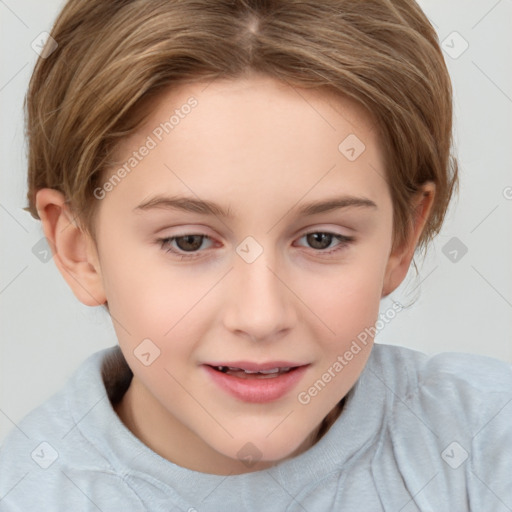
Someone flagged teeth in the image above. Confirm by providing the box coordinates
[258,367,290,374]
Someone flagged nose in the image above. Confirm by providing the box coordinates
[222,245,297,342]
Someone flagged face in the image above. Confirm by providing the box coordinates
[87,73,398,474]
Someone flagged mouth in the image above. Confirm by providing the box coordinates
[204,359,306,377]
[202,361,310,403]
[207,365,300,379]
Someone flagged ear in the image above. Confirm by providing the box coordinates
[381,182,436,297]
[35,188,106,306]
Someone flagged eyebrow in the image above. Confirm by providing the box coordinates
[133,194,377,218]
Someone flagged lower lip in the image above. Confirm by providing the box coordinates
[203,365,309,403]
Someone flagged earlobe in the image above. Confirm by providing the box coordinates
[35,188,107,307]
[381,182,436,297]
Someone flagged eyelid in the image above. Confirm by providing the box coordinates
[294,230,354,253]
[159,233,214,257]
[158,227,354,260]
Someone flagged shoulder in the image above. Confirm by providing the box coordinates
[370,343,512,510]
[0,347,143,511]
[371,343,512,440]
[371,342,512,395]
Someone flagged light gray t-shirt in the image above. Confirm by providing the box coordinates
[1,343,511,511]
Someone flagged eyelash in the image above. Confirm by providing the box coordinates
[158,231,355,261]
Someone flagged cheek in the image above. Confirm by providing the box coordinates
[290,262,385,424]
[97,234,189,338]
[298,254,386,346]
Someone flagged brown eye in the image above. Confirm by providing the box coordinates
[306,232,335,250]
[296,231,354,255]
[159,234,213,258]
[174,235,204,252]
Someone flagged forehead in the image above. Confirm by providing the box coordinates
[117,73,380,155]
[103,74,389,217]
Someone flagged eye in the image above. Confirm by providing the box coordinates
[158,230,354,261]
[159,234,213,259]
[295,231,354,255]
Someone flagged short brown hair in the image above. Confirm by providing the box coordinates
[24,0,458,253]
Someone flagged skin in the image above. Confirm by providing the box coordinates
[36,72,435,475]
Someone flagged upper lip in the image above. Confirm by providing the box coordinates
[204,361,308,371]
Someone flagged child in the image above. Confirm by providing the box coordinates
[1,0,511,510]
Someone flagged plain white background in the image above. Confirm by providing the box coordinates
[1,0,511,445]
